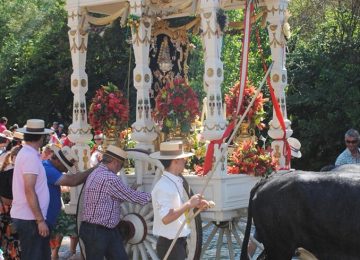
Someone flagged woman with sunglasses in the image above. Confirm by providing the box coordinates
[335,128,360,166]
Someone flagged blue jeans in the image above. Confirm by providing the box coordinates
[79,221,128,260]
[11,218,50,260]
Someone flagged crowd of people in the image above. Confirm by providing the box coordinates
[0,118,103,260]
[0,114,358,260]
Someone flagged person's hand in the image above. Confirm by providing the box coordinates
[37,221,49,237]
[197,199,210,210]
[188,194,202,208]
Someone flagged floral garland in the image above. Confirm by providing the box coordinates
[228,139,277,177]
[154,78,200,134]
[224,81,267,130]
[88,83,129,133]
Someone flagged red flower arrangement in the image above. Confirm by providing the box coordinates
[154,79,200,134]
[88,83,129,132]
[224,81,267,129]
[228,139,277,177]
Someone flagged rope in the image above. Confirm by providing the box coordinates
[163,63,273,260]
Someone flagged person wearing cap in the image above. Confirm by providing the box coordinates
[44,145,94,259]
[10,119,53,260]
[150,141,209,260]
[51,121,59,132]
[79,144,151,260]
[55,124,65,139]
[335,128,360,166]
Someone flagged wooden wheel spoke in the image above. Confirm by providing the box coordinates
[139,203,151,216]
[225,228,235,260]
[231,225,243,246]
[144,210,154,221]
[145,234,158,245]
[201,225,218,258]
[138,243,149,260]
[202,221,213,231]
[144,240,160,260]
[216,228,225,259]
[132,245,139,260]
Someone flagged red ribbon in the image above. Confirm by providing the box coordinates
[255,28,291,169]
[203,122,235,175]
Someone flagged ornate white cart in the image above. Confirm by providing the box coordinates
[64,0,293,259]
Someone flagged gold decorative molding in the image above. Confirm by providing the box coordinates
[81,79,87,87]
[202,20,218,39]
[269,33,284,48]
[132,125,156,133]
[68,127,92,135]
[265,6,285,16]
[272,74,279,82]
[207,68,214,77]
[144,74,150,82]
[135,74,142,82]
[203,123,227,131]
[70,37,87,53]
[72,79,78,87]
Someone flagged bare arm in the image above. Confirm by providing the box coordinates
[56,167,95,187]
[23,174,49,237]
[162,194,201,225]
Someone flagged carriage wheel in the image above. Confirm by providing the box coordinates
[200,214,262,259]
[76,150,202,259]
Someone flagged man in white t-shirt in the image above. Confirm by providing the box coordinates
[11,119,52,260]
[150,141,209,260]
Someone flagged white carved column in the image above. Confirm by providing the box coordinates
[129,0,157,152]
[265,0,293,169]
[200,0,227,177]
[65,6,92,214]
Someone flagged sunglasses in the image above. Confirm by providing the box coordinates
[346,140,358,144]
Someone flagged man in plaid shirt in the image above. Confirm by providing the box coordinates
[79,145,151,260]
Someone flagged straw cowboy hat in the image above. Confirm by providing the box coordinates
[50,144,78,173]
[150,140,194,160]
[288,137,302,158]
[13,131,24,140]
[0,130,13,141]
[103,145,128,161]
[17,119,52,135]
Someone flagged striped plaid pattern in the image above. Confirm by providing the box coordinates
[81,164,151,228]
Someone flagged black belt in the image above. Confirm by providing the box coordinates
[81,221,112,230]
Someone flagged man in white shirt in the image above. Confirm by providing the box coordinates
[150,141,209,260]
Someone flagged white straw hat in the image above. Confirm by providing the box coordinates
[51,144,78,173]
[288,137,302,158]
[17,119,52,135]
[104,145,128,161]
[150,140,193,160]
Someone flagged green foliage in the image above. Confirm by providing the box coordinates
[287,0,360,170]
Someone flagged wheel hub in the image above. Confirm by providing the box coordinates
[120,213,147,245]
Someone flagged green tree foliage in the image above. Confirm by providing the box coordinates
[287,0,360,170]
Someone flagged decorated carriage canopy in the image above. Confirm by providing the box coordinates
[67,0,294,176]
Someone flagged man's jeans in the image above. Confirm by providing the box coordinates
[12,218,50,260]
[80,221,128,260]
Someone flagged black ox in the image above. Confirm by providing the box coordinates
[240,164,360,260]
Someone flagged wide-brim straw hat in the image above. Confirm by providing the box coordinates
[150,140,194,160]
[0,130,13,141]
[13,131,24,140]
[102,145,128,161]
[17,119,52,135]
[51,144,78,173]
[288,137,302,158]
